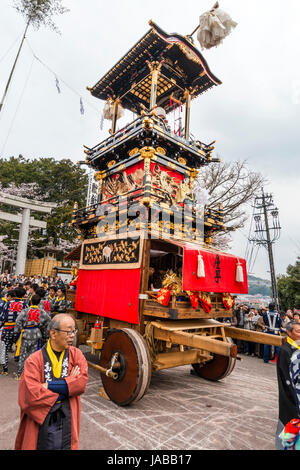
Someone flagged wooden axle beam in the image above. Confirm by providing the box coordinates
[87,361,118,379]
[223,327,286,347]
[152,325,237,358]
[152,349,213,371]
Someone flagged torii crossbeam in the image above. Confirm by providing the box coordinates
[0,192,57,274]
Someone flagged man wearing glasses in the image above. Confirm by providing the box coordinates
[15,314,88,450]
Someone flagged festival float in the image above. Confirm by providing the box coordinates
[66,8,285,406]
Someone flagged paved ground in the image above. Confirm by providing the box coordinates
[0,349,279,450]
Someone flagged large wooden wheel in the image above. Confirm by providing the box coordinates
[191,337,236,381]
[99,328,152,406]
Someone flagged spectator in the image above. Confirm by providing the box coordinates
[256,308,266,358]
[244,308,260,356]
[36,287,51,317]
[286,310,294,321]
[235,304,248,353]
[280,342,300,449]
[26,283,39,307]
[51,287,69,316]
[0,281,13,297]
[280,311,289,337]
[13,294,51,379]
[276,321,300,449]
[0,288,26,375]
[293,312,300,323]
[15,314,88,450]
[263,302,282,364]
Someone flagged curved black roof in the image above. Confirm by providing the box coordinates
[88,21,222,113]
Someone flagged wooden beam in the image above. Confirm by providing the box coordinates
[150,319,223,331]
[153,349,213,371]
[139,238,151,335]
[87,361,118,379]
[153,325,237,357]
[223,326,286,347]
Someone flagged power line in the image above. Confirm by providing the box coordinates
[248,244,261,274]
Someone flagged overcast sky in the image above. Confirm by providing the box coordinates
[1,0,300,280]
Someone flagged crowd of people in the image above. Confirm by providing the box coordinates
[224,302,300,364]
[0,271,73,379]
[0,271,89,450]
[1,269,300,450]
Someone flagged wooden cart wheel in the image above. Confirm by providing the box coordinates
[191,337,236,381]
[99,328,152,406]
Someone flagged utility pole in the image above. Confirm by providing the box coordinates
[0,21,30,114]
[248,188,281,310]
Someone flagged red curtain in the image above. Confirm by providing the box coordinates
[75,268,141,324]
[182,249,248,294]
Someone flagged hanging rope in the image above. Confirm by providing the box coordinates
[25,39,100,116]
[0,33,23,65]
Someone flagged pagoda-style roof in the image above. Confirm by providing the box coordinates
[64,244,82,261]
[88,21,221,114]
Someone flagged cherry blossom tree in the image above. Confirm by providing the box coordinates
[0,181,47,200]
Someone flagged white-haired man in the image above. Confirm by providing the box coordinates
[15,314,88,450]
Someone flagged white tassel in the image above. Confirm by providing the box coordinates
[236,260,244,282]
[197,252,205,278]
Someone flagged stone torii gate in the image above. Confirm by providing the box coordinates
[0,192,57,275]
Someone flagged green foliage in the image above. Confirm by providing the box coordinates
[0,155,88,246]
[13,0,69,32]
[277,257,300,310]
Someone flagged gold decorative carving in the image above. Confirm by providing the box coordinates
[81,237,143,270]
[156,146,166,155]
[176,43,202,65]
[107,160,116,168]
[190,169,198,179]
[95,171,106,181]
[128,147,139,157]
[151,164,179,202]
[176,179,193,205]
[178,157,187,166]
[140,146,156,159]
[142,117,154,129]
[102,168,144,199]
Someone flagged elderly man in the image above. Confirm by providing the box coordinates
[15,314,88,450]
[275,321,300,450]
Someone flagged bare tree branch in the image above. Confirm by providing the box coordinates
[198,159,266,249]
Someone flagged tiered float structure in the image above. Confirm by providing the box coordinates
[68,22,284,406]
